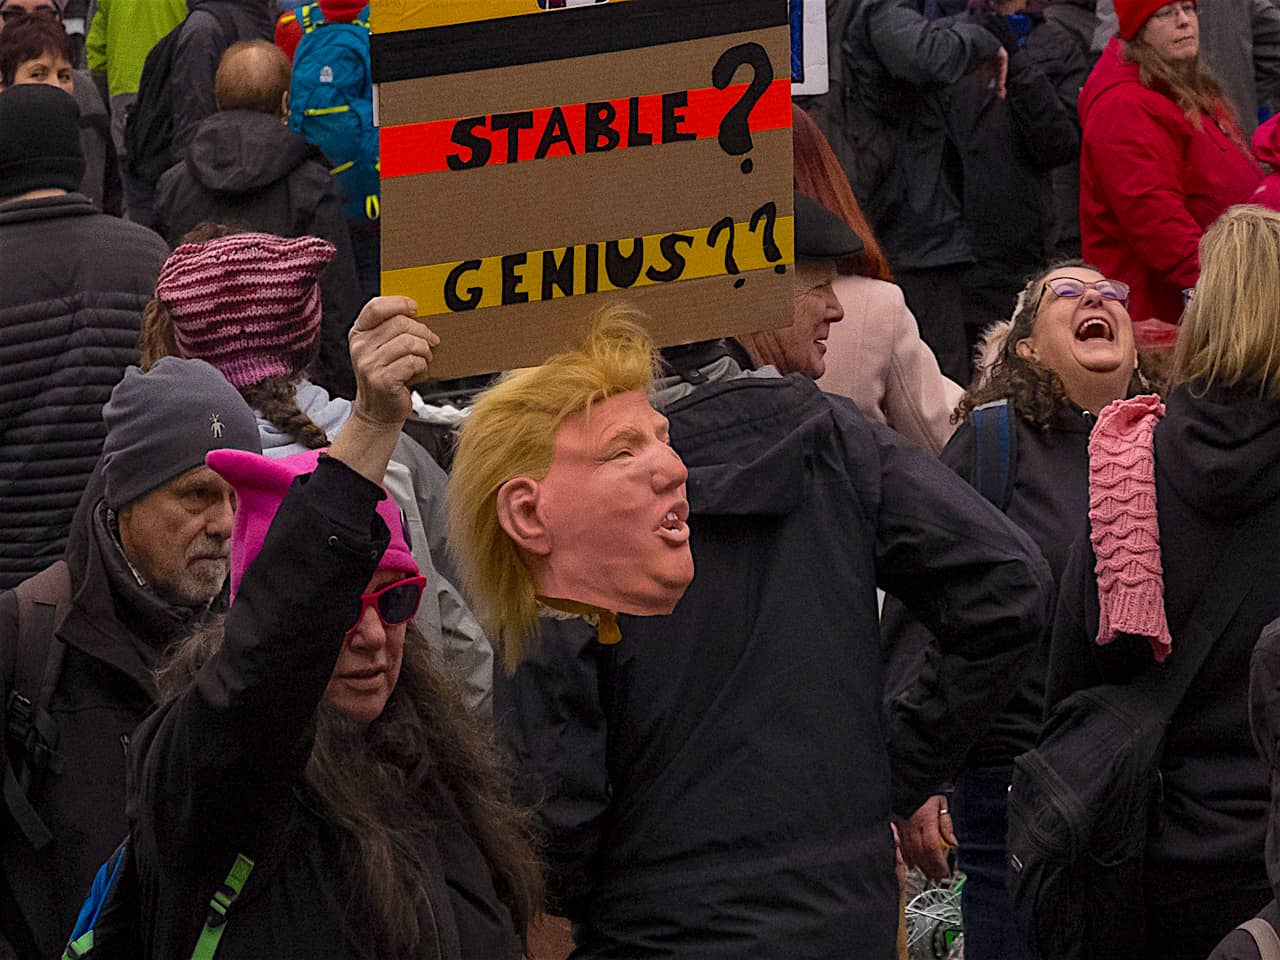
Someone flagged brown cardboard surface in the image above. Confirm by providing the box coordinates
[373,1,793,377]
[380,132,793,271]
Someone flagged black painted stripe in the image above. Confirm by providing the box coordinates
[371,0,788,84]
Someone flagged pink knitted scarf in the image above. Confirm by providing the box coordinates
[1089,394,1172,662]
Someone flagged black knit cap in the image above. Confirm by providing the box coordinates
[0,84,84,198]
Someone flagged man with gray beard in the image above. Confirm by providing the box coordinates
[0,357,261,960]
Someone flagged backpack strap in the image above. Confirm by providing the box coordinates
[970,399,1017,512]
[190,853,255,960]
[295,2,322,33]
[1239,917,1280,960]
[3,560,71,849]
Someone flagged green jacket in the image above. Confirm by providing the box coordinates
[85,0,187,98]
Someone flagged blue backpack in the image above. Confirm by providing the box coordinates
[288,3,380,222]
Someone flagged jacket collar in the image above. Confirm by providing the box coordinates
[0,192,99,226]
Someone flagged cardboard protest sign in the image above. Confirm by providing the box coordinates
[371,0,794,378]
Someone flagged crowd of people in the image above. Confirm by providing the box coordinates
[4,0,1280,959]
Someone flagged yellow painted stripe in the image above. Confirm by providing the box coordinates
[304,105,351,116]
[372,0,633,35]
[382,214,794,319]
[330,161,354,175]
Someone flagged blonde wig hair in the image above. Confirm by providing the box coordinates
[448,306,661,671]
[1173,204,1280,398]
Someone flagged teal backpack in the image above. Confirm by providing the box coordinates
[288,3,380,223]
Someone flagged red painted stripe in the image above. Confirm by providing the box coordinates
[380,77,791,179]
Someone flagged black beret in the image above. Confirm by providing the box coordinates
[794,192,864,262]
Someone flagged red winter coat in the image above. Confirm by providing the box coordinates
[1251,114,1280,211]
[1079,37,1259,328]
[273,0,366,60]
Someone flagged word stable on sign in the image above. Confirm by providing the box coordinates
[381,78,792,177]
[372,0,794,378]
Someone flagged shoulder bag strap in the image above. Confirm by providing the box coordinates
[1239,917,1280,960]
[3,560,71,849]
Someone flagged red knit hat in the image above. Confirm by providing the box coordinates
[156,233,336,389]
[1116,0,1193,40]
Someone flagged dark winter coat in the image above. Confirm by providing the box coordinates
[171,0,274,152]
[154,110,362,399]
[495,358,1053,959]
[1022,6,1095,258]
[884,403,1093,771]
[810,0,1002,271]
[1079,37,1260,325]
[1049,381,1280,907]
[0,467,218,960]
[0,193,168,590]
[127,458,520,959]
[943,19,1080,301]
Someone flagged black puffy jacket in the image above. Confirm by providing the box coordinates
[0,194,167,589]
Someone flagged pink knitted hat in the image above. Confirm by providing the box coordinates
[205,448,418,602]
[1089,394,1172,661]
[156,233,336,389]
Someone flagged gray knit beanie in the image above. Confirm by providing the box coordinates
[102,358,263,509]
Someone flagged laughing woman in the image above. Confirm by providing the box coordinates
[883,260,1140,960]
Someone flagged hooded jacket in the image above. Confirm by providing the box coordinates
[0,193,168,590]
[0,467,220,960]
[171,0,274,153]
[495,351,1053,958]
[153,110,362,399]
[1079,37,1260,326]
[1049,381,1280,905]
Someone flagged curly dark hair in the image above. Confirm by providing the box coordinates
[955,259,1146,429]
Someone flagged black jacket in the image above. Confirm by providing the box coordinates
[804,0,1001,271]
[496,363,1052,959]
[0,467,218,960]
[127,458,520,959]
[154,110,362,399]
[1049,382,1280,905]
[0,194,168,590]
[1022,7,1095,258]
[942,14,1080,299]
[884,404,1092,771]
[171,0,273,153]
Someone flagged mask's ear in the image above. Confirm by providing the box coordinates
[496,477,551,556]
[1014,337,1037,362]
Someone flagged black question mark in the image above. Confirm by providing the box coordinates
[707,216,744,287]
[749,201,787,275]
[712,42,773,174]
